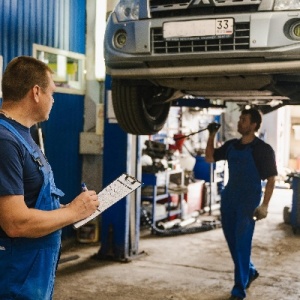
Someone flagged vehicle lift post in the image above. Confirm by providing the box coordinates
[95,76,142,261]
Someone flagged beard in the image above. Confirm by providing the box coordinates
[238,126,251,135]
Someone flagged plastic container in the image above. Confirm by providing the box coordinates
[193,155,215,182]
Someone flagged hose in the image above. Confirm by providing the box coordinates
[140,207,217,237]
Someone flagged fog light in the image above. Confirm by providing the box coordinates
[114,31,127,48]
[289,22,300,40]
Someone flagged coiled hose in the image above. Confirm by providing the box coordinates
[140,207,217,237]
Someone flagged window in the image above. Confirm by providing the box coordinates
[33,44,86,95]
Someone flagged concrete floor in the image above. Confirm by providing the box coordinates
[53,188,300,300]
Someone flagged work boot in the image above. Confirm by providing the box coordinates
[246,270,259,289]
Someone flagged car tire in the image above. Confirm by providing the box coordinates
[112,79,172,135]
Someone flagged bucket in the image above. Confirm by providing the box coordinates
[193,155,213,182]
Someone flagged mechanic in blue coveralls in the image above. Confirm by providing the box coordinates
[0,56,100,299]
[205,108,277,300]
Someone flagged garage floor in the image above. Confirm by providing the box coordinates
[53,188,300,300]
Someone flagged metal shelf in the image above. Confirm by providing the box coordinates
[141,169,185,229]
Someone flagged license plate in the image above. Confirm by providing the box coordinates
[163,18,234,41]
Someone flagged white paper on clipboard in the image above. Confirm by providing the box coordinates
[73,173,142,229]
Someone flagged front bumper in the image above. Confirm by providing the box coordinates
[105,11,300,78]
[107,60,300,79]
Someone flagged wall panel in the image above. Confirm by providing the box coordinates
[0,0,87,68]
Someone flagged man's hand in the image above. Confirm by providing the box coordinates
[253,204,268,221]
[207,122,221,134]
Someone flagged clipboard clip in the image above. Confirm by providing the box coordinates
[124,174,140,185]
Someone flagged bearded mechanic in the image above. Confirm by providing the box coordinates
[0,56,100,299]
[205,108,277,300]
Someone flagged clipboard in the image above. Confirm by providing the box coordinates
[73,173,142,229]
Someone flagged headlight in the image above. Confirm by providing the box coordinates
[115,0,140,22]
[274,0,300,10]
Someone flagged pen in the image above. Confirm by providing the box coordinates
[81,182,88,192]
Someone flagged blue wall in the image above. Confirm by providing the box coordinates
[0,0,87,238]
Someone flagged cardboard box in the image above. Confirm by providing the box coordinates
[184,180,205,214]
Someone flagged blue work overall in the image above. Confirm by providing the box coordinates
[0,120,64,300]
[221,141,262,299]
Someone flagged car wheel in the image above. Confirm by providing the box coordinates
[112,79,172,135]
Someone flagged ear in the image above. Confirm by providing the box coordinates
[32,85,41,103]
[250,122,257,132]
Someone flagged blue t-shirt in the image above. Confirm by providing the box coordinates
[214,137,278,181]
[0,115,46,237]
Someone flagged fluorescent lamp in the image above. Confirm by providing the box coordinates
[95,0,107,81]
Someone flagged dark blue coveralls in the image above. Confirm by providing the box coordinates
[221,141,262,299]
[0,120,64,300]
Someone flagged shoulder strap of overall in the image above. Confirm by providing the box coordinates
[0,120,43,167]
[225,138,239,159]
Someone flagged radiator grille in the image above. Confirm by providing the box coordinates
[151,22,250,54]
[150,0,261,9]
[150,0,261,18]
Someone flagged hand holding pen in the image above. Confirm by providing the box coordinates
[66,182,99,223]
